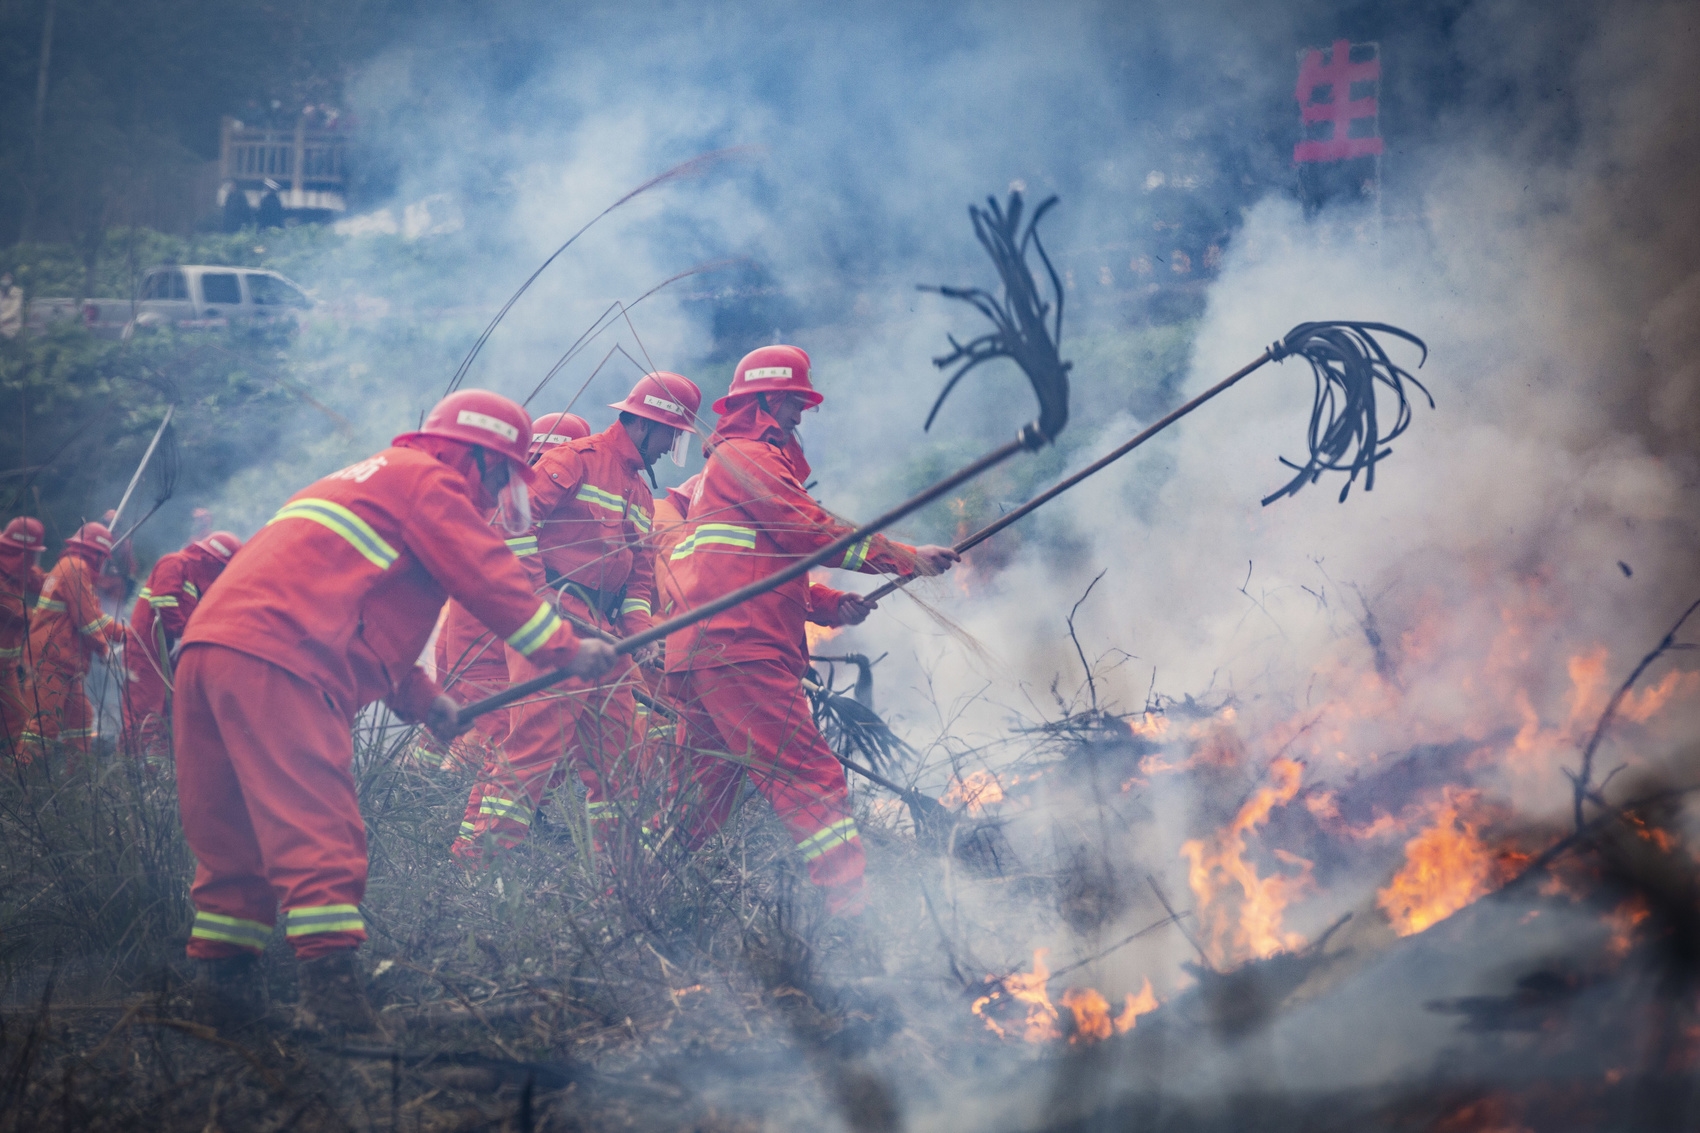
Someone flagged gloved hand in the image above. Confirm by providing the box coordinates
[425,694,460,741]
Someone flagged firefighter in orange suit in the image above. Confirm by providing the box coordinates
[173,390,617,1036]
[662,346,957,916]
[0,517,48,751]
[416,412,593,770]
[120,531,243,759]
[454,376,700,861]
[21,522,126,754]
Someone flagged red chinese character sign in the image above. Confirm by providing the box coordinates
[1295,39,1383,163]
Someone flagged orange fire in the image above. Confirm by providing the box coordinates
[941,769,1006,813]
[1376,788,1528,936]
[971,949,1059,1042]
[1605,895,1651,961]
[1180,757,1312,965]
[805,621,842,651]
[973,951,1159,1044]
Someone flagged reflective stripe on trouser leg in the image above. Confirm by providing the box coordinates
[670,661,867,911]
[190,911,273,953]
[456,623,640,857]
[174,645,368,962]
[285,904,365,936]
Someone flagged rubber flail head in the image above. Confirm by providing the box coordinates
[921,191,1072,449]
[1262,320,1431,506]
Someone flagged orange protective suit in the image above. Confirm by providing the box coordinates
[176,438,584,961]
[413,580,521,768]
[455,424,656,859]
[120,542,230,758]
[22,552,123,752]
[0,545,45,751]
[662,399,923,914]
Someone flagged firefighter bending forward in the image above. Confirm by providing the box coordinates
[663,346,957,916]
[174,391,617,1037]
[121,531,243,759]
[455,375,701,860]
[414,412,590,770]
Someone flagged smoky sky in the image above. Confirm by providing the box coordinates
[224,0,1700,750]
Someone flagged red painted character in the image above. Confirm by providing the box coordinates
[173,390,616,1036]
[454,378,699,860]
[414,412,593,770]
[21,522,126,755]
[661,346,957,916]
[120,531,243,759]
[0,517,48,751]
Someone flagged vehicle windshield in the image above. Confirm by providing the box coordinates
[246,273,310,308]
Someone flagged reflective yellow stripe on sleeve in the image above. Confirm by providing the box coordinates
[796,816,861,862]
[149,595,179,608]
[284,904,365,937]
[183,582,199,598]
[505,534,538,557]
[80,614,114,637]
[506,602,563,656]
[266,498,399,571]
[839,536,874,571]
[629,508,652,534]
[34,597,65,613]
[477,795,531,826]
[669,523,758,560]
[620,596,651,617]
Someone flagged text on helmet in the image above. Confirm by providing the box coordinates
[743,367,793,380]
[456,410,520,443]
[642,394,685,415]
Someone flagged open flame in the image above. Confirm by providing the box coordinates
[1376,787,1529,936]
[1180,757,1312,965]
[941,769,1005,812]
[972,951,1161,1044]
[805,621,842,651]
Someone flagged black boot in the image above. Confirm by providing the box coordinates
[191,954,269,1034]
[293,950,388,1042]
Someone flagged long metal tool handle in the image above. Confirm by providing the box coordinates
[862,349,1276,604]
[454,434,1032,725]
[109,405,175,530]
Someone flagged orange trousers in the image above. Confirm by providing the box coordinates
[452,645,643,860]
[20,656,97,753]
[120,625,171,759]
[667,661,864,915]
[174,645,368,960]
[0,661,26,756]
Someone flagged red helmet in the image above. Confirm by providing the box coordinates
[65,521,115,558]
[528,411,591,459]
[610,372,703,433]
[195,531,244,560]
[2,517,46,554]
[712,345,821,415]
[395,390,536,483]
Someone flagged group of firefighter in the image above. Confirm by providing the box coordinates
[0,345,958,1038]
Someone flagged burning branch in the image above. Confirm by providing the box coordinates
[1570,596,1700,832]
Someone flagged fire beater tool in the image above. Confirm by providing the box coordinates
[859,319,1429,606]
[109,404,181,547]
[450,189,1072,729]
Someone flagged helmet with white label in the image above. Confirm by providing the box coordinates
[398,390,535,480]
[195,531,244,560]
[527,411,591,459]
[610,372,702,433]
[712,345,821,415]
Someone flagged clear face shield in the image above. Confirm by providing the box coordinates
[494,466,532,537]
[666,428,691,468]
